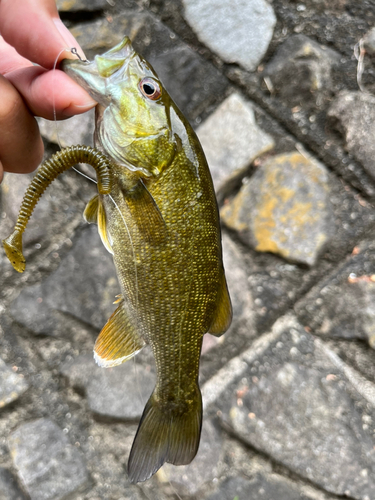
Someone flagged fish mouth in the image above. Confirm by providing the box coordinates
[61,36,135,106]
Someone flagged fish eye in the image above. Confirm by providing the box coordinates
[139,78,162,100]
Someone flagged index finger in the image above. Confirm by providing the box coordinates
[0,0,85,68]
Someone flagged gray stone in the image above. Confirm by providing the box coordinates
[160,418,224,495]
[9,225,118,335]
[221,152,334,266]
[0,467,27,500]
[328,91,375,182]
[37,108,94,148]
[295,239,375,347]
[363,27,375,55]
[197,93,274,194]
[8,418,89,500]
[264,34,340,108]
[212,315,375,499]
[182,0,276,71]
[0,357,29,409]
[70,11,228,122]
[222,233,255,336]
[207,474,315,500]
[61,354,155,420]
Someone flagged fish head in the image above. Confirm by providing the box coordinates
[61,37,176,177]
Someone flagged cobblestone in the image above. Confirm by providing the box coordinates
[8,418,89,500]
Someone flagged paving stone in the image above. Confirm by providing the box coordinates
[182,0,276,71]
[363,26,375,55]
[197,93,275,195]
[61,354,154,420]
[9,225,118,335]
[208,314,375,500]
[8,418,89,500]
[295,239,375,347]
[0,357,29,409]
[159,418,224,495]
[264,34,340,108]
[206,473,316,500]
[328,91,375,182]
[222,233,255,336]
[0,467,27,500]
[221,152,334,266]
[70,11,228,122]
[37,109,94,148]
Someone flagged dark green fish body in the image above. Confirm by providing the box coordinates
[3,37,232,483]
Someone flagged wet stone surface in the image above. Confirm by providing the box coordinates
[60,354,155,420]
[264,34,340,109]
[221,152,334,266]
[182,0,276,71]
[197,93,274,196]
[295,238,375,348]
[212,315,375,500]
[1,2,375,499]
[0,357,29,409]
[0,467,27,500]
[8,418,89,500]
[206,473,319,500]
[328,91,375,182]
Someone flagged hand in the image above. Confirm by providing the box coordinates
[0,0,97,183]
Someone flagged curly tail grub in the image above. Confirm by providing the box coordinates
[2,145,113,273]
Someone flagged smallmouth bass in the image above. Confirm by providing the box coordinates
[2,37,232,483]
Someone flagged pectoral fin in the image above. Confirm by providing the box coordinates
[124,180,167,245]
[83,195,99,224]
[208,270,232,336]
[83,194,113,254]
[94,299,146,367]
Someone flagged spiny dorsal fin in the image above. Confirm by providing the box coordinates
[83,195,100,224]
[208,270,232,336]
[124,180,167,245]
[94,299,146,367]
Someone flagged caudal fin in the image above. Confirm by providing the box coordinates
[128,386,202,483]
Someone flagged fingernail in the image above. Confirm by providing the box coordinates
[53,18,87,60]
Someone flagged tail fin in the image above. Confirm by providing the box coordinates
[128,386,202,483]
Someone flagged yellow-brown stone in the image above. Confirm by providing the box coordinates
[221,152,334,266]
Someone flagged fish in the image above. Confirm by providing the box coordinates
[2,36,232,483]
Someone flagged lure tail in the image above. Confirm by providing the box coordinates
[2,146,112,272]
[128,384,202,483]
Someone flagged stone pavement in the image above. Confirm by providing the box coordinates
[1,0,375,499]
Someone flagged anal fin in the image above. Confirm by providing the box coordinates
[124,180,167,245]
[208,270,232,336]
[94,299,146,367]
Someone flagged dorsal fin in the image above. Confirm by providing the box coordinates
[208,270,232,336]
[94,299,146,367]
[124,180,167,245]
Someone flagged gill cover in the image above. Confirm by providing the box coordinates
[61,37,176,177]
